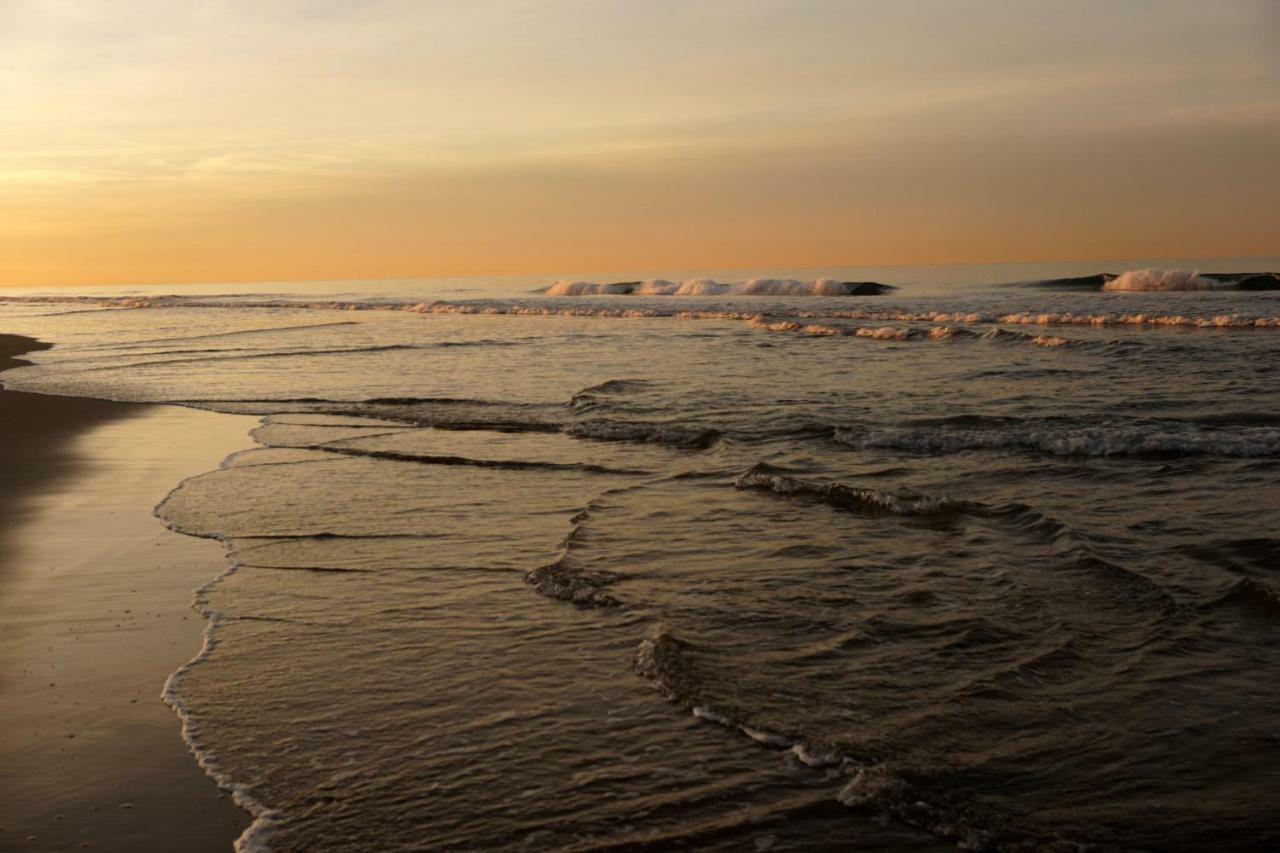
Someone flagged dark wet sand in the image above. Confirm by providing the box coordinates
[0,337,130,560]
[1,334,252,851]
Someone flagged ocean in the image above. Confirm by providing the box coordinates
[1,257,1278,852]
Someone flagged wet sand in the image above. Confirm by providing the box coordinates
[1,334,254,851]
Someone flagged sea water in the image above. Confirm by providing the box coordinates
[1,258,1278,851]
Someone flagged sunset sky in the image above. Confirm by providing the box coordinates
[2,0,1278,286]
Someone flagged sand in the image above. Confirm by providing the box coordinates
[1,334,256,851]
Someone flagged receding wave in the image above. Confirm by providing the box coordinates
[543,278,895,296]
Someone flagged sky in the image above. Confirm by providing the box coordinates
[1,0,1277,286]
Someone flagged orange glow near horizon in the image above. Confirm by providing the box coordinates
[2,1,1278,286]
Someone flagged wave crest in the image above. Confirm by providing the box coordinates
[1102,269,1227,291]
[545,278,893,297]
[1207,576,1280,617]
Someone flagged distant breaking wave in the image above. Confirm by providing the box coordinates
[1017,269,1280,292]
[542,278,895,296]
[1103,269,1227,292]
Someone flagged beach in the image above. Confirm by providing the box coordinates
[4,2,1278,847]
[1,334,252,851]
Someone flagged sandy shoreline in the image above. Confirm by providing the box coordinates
[1,334,254,851]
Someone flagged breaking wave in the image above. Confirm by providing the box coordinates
[1104,269,1229,291]
[543,278,894,296]
[1015,270,1280,292]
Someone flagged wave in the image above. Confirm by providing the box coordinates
[524,556,622,607]
[1013,270,1280,292]
[748,318,919,341]
[1100,269,1280,293]
[543,278,895,297]
[775,309,1280,332]
[4,293,1279,330]
[734,466,1174,605]
[1226,272,1280,291]
[749,319,1084,348]
[292,444,647,475]
[990,311,1280,329]
[734,463,967,518]
[72,321,364,351]
[72,344,420,372]
[563,420,721,449]
[1013,273,1115,291]
[568,378,655,411]
[1206,576,1280,617]
[833,420,1280,458]
[175,396,568,435]
[835,763,1031,851]
[633,632,711,710]
[186,395,719,451]
[524,499,623,607]
[632,630,1085,852]
[153,453,282,853]
[1103,269,1226,291]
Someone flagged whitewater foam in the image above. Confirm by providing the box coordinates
[1103,269,1227,291]
[154,454,281,853]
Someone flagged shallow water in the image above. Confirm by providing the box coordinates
[2,259,1278,851]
